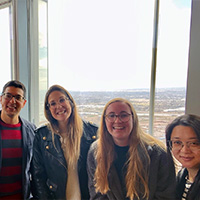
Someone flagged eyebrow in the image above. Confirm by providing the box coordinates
[49,96,66,102]
[171,136,198,140]
[107,111,129,113]
[5,92,23,96]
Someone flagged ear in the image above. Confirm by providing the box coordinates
[22,99,27,108]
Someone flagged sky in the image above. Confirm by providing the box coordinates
[0,0,192,92]
[173,0,192,8]
[47,0,192,91]
[155,0,192,89]
[0,7,11,91]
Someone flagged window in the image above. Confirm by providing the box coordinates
[154,0,192,139]
[46,0,191,139]
[0,1,12,110]
[0,0,192,133]
[48,0,154,132]
[0,5,12,92]
[38,0,48,124]
[49,0,191,139]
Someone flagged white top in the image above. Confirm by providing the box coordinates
[66,164,81,200]
[60,136,81,200]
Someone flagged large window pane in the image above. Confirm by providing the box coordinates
[0,6,11,110]
[154,0,192,139]
[38,0,48,124]
[0,6,11,91]
[48,0,154,132]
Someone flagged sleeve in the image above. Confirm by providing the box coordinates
[30,129,51,200]
[148,146,177,200]
[87,142,109,200]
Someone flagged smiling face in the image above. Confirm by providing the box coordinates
[0,86,26,124]
[171,125,200,171]
[105,101,133,146]
[48,90,72,124]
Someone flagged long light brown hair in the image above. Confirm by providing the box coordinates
[44,84,83,167]
[94,98,165,200]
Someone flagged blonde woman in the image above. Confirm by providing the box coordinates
[87,98,176,200]
[31,85,98,200]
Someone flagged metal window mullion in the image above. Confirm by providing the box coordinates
[149,0,160,135]
[11,0,19,80]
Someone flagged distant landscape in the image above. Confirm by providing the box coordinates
[72,87,185,140]
[39,87,186,141]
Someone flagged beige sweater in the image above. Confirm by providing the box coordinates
[60,136,81,200]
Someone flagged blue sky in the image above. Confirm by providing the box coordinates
[173,0,192,8]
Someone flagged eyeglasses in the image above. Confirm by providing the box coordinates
[1,92,25,102]
[168,140,200,151]
[47,97,69,108]
[104,112,132,123]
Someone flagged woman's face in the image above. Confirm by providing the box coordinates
[105,101,133,146]
[170,125,200,171]
[48,91,72,124]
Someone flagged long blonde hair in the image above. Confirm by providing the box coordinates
[44,85,83,167]
[94,98,165,200]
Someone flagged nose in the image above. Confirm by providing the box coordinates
[180,144,191,152]
[114,115,121,122]
[55,102,62,108]
[9,96,16,103]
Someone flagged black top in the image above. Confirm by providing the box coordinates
[176,168,200,200]
[114,144,129,199]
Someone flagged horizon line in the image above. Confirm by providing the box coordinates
[68,87,186,92]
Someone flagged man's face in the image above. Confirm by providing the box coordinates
[0,86,26,121]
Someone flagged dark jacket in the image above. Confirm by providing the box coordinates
[87,141,176,200]
[176,168,200,200]
[0,115,36,200]
[31,120,98,200]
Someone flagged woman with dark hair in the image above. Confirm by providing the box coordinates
[166,114,200,200]
[31,85,98,200]
[87,98,176,200]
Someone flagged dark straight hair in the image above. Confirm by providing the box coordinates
[2,80,26,98]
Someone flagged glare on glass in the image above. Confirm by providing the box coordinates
[105,112,132,123]
[169,140,200,151]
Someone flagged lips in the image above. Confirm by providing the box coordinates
[7,105,16,111]
[56,110,66,115]
[113,126,125,130]
[180,155,193,162]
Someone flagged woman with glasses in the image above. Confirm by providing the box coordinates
[87,98,176,200]
[31,85,98,200]
[166,114,200,200]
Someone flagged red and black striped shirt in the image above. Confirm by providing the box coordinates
[0,120,23,198]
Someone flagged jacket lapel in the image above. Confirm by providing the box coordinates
[45,131,67,168]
